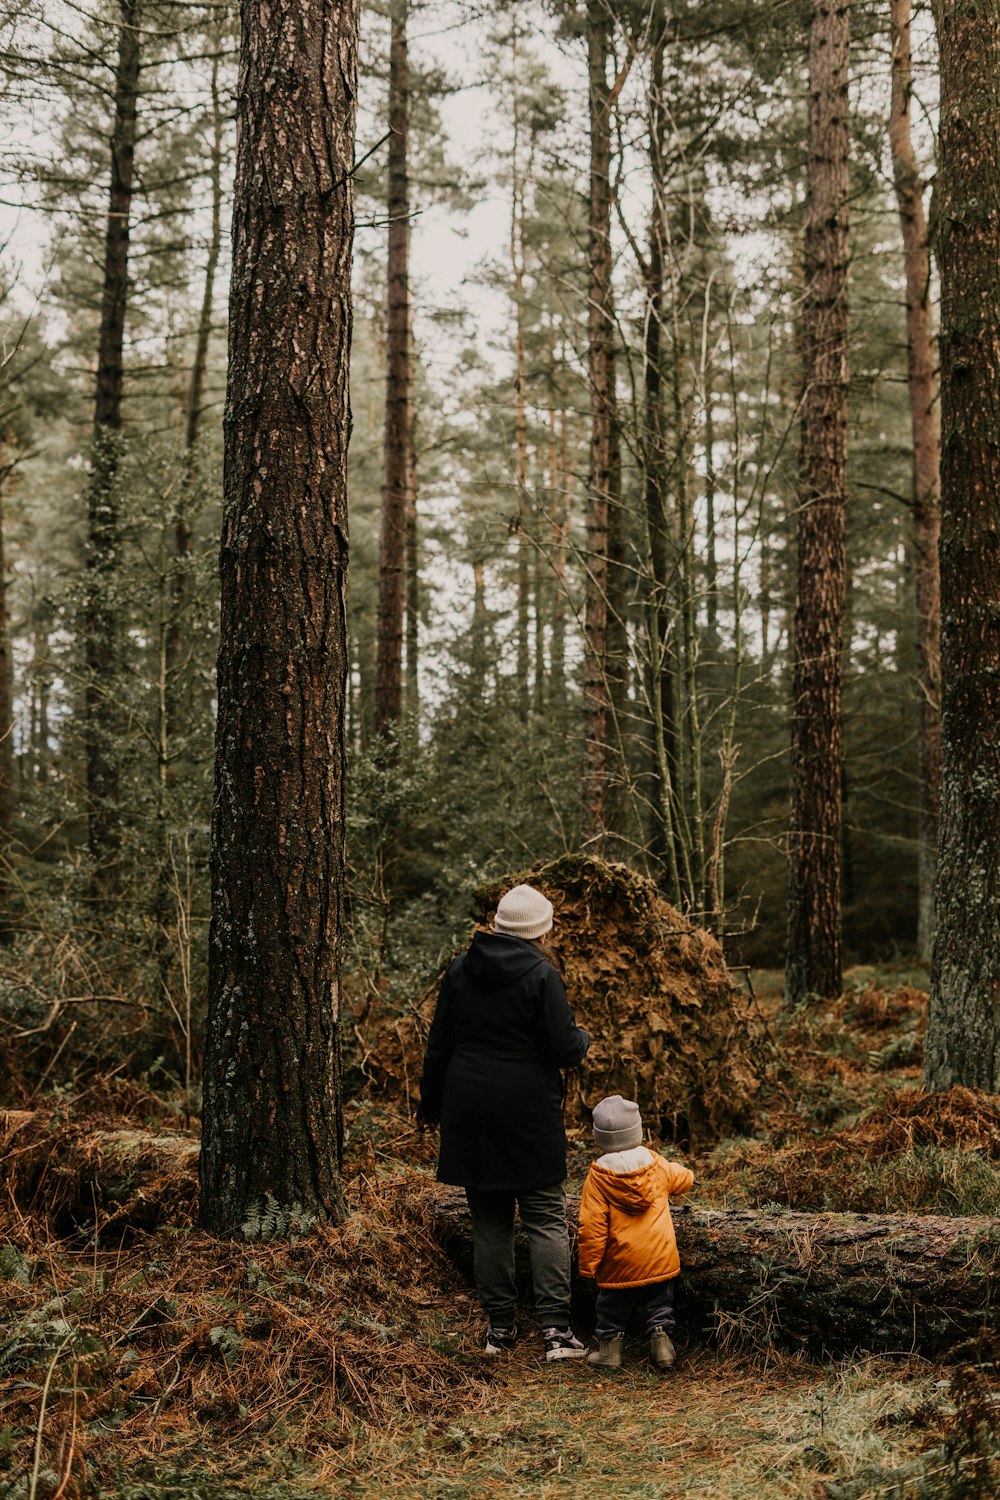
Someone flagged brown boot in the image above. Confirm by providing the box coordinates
[650,1328,676,1370]
[587,1333,624,1369]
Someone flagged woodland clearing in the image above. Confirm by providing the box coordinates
[3,953,1000,1499]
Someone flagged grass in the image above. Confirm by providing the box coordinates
[309,1345,975,1500]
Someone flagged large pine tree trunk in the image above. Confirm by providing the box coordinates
[200,0,358,1232]
[582,0,618,844]
[374,0,412,742]
[924,0,1000,1091]
[785,0,850,1004]
[84,0,141,887]
[888,0,941,963]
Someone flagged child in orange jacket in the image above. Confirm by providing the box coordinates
[577,1095,694,1371]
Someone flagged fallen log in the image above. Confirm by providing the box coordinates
[430,1189,1000,1357]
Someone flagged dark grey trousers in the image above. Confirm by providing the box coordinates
[464,1183,572,1329]
[594,1279,676,1339]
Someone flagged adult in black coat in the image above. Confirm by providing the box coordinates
[417,883,591,1360]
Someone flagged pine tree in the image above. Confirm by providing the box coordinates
[923,0,1000,1091]
[581,0,629,845]
[785,0,850,1003]
[375,0,412,742]
[83,0,142,890]
[888,0,940,962]
[200,0,358,1231]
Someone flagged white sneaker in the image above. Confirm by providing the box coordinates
[484,1323,518,1354]
[542,1327,587,1361]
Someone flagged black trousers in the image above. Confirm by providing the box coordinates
[464,1183,572,1329]
[594,1279,676,1339]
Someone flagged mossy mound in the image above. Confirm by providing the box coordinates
[369,855,762,1146]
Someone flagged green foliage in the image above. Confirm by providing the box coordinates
[0,1245,34,1286]
[239,1195,317,1244]
[208,1324,245,1365]
[0,1302,73,1378]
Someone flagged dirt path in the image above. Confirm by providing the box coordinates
[321,1341,942,1499]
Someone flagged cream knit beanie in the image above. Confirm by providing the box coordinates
[493,883,554,940]
[593,1095,643,1152]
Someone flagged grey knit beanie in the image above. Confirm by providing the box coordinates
[494,883,554,940]
[593,1095,643,1152]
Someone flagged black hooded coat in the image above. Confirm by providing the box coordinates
[417,932,590,1191]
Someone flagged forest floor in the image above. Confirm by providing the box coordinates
[3,962,1000,1499]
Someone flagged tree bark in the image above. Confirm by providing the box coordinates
[512,140,531,718]
[200,0,358,1232]
[785,0,850,1004]
[549,408,570,705]
[469,557,489,700]
[533,444,547,713]
[83,0,141,889]
[888,0,941,964]
[582,0,619,844]
[704,376,718,635]
[32,625,50,785]
[374,0,412,742]
[0,470,13,941]
[644,22,682,902]
[924,0,1000,1092]
[404,392,419,726]
[432,1191,1000,1357]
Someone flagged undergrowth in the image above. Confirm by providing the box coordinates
[0,1095,494,1497]
[5,969,1000,1496]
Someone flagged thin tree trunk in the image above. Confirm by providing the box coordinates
[759,525,771,659]
[33,622,50,784]
[155,59,226,980]
[549,408,569,705]
[705,377,718,635]
[644,22,682,900]
[469,558,489,700]
[0,472,13,941]
[374,0,412,742]
[605,349,627,841]
[533,445,547,712]
[785,0,850,1004]
[582,0,623,844]
[84,0,141,889]
[167,58,225,739]
[185,61,224,465]
[511,83,531,719]
[200,0,358,1232]
[405,473,418,725]
[924,0,1000,1091]
[404,307,419,727]
[673,337,703,909]
[889,0,941,963]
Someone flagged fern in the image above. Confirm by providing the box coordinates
[0,1245,33,1286]
[0,1308,74,1378]
[240,1193,316,1243]
[209,1324,245,1364]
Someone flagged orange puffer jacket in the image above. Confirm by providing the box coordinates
[577,1147,694,1288]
